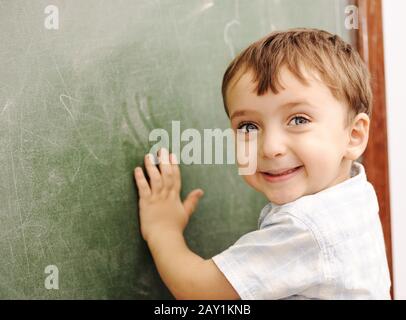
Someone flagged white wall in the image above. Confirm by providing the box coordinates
[382,0,406,300]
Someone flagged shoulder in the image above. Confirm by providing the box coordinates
[212,211,328,299]
[237,210,324,258]
[259,203,323,247]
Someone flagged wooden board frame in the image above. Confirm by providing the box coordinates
[355,0,393,299]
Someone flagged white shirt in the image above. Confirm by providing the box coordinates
[212,161,391,299]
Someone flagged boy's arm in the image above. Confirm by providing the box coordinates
[147,229,239,300]
[134,148,239,300]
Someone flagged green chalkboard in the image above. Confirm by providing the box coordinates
[0,0,355,299]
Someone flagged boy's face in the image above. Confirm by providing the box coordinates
[227,66,360,205]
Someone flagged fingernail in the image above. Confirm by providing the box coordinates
[171,153,178,163]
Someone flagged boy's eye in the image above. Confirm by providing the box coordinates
[237,122,258,134]
[288,116,310,126]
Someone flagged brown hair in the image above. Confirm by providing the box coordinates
[221,28,372,127]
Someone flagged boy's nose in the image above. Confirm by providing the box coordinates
[260,130,288,159]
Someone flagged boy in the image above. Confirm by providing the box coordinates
[133,28,391,299]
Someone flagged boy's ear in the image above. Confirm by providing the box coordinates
[344,112,370,161]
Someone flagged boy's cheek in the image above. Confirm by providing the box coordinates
[241,173,263,193]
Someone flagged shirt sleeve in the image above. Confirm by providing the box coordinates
[211,213,325,300]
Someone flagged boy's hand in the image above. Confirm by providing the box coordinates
[134,147,204,243]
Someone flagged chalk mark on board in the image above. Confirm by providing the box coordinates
[9,240,16,265]
[8,110,31,275]
[52,55,72,96]
[82,141,106,165]
[0,99,12,117]
[59,93,108,166]
[135,94,159,131]
[183,0,215,21]
[35,236,46,260]
[121,94,161,151]
[224,0,241,59]
[59,234,73,257]
[70,152,82,184]
[3,103,33,277]
[59,94,77,121]
[121,101,147,150]
[56,61,109,165]
[21,128,59,147]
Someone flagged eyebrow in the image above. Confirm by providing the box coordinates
[230,100,315,120]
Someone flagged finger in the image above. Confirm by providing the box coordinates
[134,167,151,198]
[170,152,181,192]
[183,189,204,217]
[158,148,174,189]
[144,153,163,193]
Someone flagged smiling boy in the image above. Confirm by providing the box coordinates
[134,28,391,299]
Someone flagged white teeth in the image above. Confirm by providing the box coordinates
[270,170,291,176]
[267,167,300,176]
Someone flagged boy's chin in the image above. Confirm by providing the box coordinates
[243,175,304,204]
[263,190,302,206]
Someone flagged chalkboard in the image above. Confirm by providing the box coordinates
[0,0,355,299]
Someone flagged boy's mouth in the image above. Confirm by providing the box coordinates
[261,166,303,176]
[260,166,303,183]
